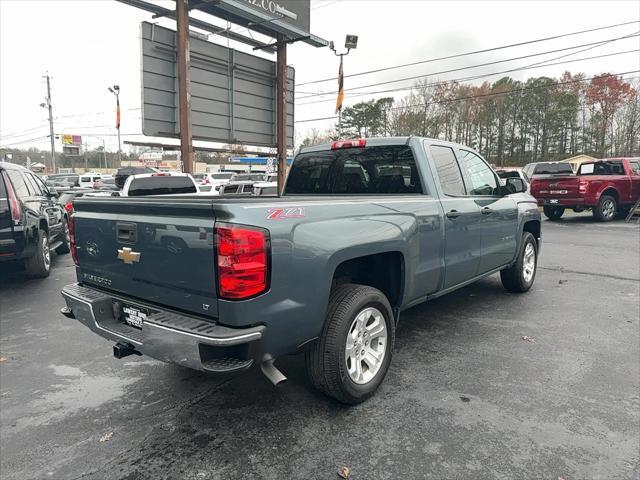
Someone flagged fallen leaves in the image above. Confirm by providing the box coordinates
[521,335,536,343]
[338,466,350,479]
[99,432,113,443]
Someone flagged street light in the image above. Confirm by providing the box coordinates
[329,35,358,134]
[108,85,122,164]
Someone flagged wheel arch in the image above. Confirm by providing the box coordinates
[331,250,406,314]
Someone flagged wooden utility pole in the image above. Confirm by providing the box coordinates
[176,0,194,174]
[276,34,287,195]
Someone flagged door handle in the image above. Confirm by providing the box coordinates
[446,210,462,219]
[481,207,494,215]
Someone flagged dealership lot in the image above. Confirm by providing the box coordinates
[0,214,638,480]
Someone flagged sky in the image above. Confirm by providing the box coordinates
[0,0,639,154]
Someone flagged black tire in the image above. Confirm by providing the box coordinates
[25,230,51,278]
[55,221,71,254]
[500,232,537,293]
[543,206,565,220]
[305,284,395,404]
[593,194,617,222]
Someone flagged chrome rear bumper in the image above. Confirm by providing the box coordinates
[61,283,264,373]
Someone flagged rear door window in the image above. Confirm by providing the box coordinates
[428,145,466,196]
[579,161,624,175]
[6,171,31,199]
[286,145,423,195]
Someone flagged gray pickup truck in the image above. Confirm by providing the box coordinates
[61,137,540,404]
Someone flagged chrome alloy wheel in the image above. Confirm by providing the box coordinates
[522,242,536,283]
[345,307,388,385]
[601,199,616,219]
[42,235,51,271]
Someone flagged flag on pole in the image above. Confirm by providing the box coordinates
[115,97,121,129]
[335,56,344,114]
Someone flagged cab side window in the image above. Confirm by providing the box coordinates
[428,145,466,196]
[460,150,499,196]
[628,161,639,175]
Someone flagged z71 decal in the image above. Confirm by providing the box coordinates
[267,207,306,220]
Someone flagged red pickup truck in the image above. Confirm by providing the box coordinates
[530,158,640,221]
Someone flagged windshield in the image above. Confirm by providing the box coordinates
[127,176,197,196]
[286,145,423,195]
[533,163,573,175]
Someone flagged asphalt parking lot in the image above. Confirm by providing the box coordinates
[1,213,638,480]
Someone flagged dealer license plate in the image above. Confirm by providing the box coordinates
[121,303,148,329]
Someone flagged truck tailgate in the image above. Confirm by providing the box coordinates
[530,174,580,200]
[73,197,218,318]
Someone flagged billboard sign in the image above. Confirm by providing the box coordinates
[195,0,326,47]
[61,134,82,146]
[140,22,294,148]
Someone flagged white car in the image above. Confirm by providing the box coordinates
[195,172,235,193]
[253,181,278,196]
[79,172,107,187]
[121,172,202,197]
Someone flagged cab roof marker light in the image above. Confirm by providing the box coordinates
[331,139,366,150]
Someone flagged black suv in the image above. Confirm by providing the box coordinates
[0,162,70,277]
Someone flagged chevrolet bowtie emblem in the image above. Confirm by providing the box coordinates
[117,247,141,264]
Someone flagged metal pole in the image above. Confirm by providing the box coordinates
[276,33,287,195]
[45,73,56,173]
[116,100,122,164]
[102,138,108,169]
[176,0,194,174]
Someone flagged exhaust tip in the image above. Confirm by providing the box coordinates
[260,358,287,386]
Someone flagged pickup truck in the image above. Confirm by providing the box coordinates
[61,137,541,404]
[530,158,640,221]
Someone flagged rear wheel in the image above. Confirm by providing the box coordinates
[25,230,51,278]
[305,284,395,404]
[543,206,565,220]
[500,232,537,293]
[593,195,617,222]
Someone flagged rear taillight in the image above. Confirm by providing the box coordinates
[579,180,587,194]
[331,138,366,150]
[215,224,269,300]
[4,174,21,223]
[68,213,78,266]
[64,202,74,213]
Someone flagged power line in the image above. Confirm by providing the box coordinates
[0,135,50,148]
[294,71,640,124]
[296,48,639,106]
[295,20,640,86]
[297,33,639,100]
[0,123,50,140]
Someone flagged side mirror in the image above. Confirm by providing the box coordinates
[504,177,526,194]
[47,187,59,198]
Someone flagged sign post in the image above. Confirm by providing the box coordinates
[176,0,194,174]
[276,33,287,195]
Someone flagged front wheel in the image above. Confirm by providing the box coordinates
[593,195,617,222]
[305,284,395,404]
[500,232,537,293]
[543,205,565,220]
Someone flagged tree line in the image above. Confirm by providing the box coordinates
[299,72,639,166]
